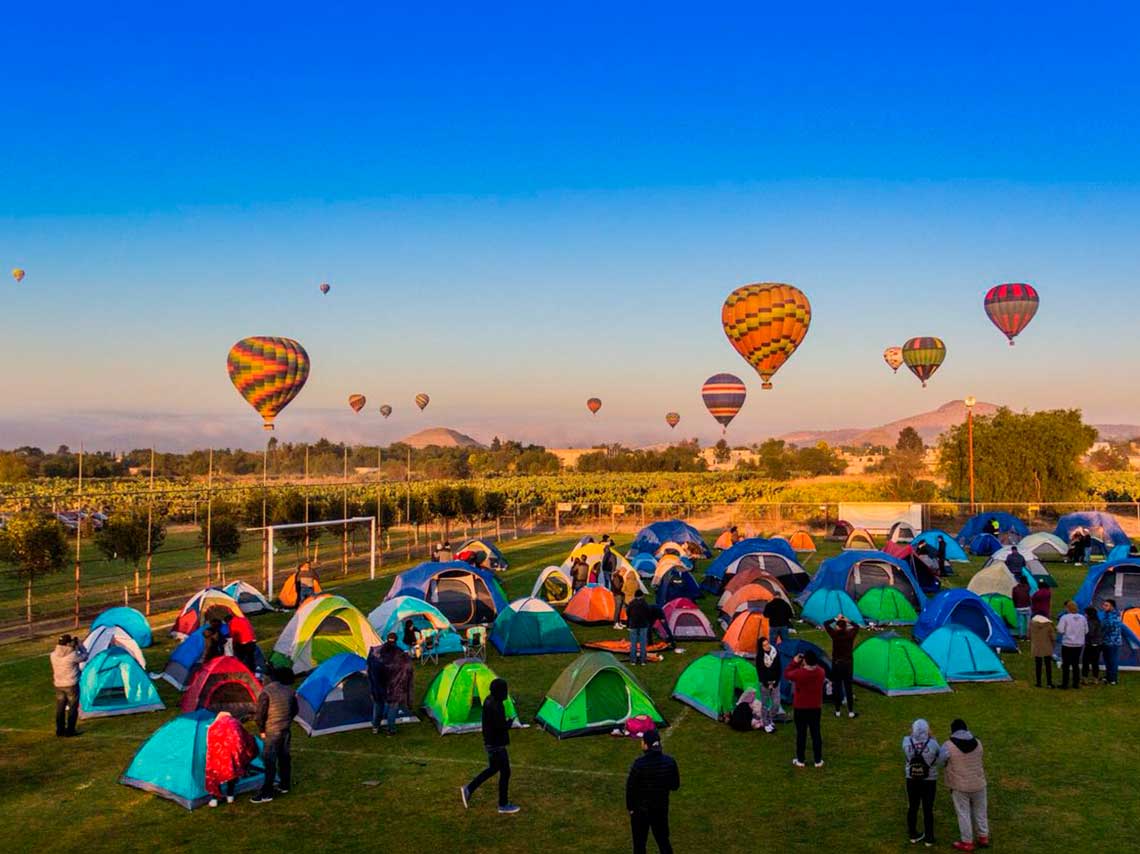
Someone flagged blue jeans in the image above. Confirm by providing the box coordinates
[384,701,400,733]
[1016,608,1030,639]
[629,628,648,664]
[769,625,791,646]
[371,698,386,730]
[1103,644,1120,684]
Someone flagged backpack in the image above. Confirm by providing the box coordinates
[728,702,754,732]
[907,738,931,780]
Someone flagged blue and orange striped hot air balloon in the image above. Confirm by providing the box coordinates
[901,337,946,388]
[984,283,1039,345]
[721,283,811,390]
[227,337,310,430]
[701,373,746,431]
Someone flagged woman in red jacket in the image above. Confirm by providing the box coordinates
[784,650,825,768]
[205,711,258,807]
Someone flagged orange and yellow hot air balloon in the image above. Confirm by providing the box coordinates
[226,337,310,430]
[12,268,25,283]
[883,346,904,373]
[415,393,430,411]
[721,283,811,389]
[348,394,366,413]
[665,412,681,429]
[586,397,602,415]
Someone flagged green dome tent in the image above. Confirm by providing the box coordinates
[422,659,521,735]
[853,633,951,696]
[536,651,665,738]
[979,593,1018,630]
[856,587,919,626]
[671,652,759,720]
[271,594,381,673]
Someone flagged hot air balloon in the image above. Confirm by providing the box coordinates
[665,412,680,429]
[721,283,811,390]
[701,373,746,431]
[348,394,366,413]
[227,337,310,430]
[319,282,330,295]
[586,398,602,415]
[415,394,430,411]
[379,404,392,418]
[12,268,25,283]
[883,346,904,373]
[902,337,946,388]
[984,283,1039,345]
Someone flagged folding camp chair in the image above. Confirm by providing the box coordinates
[416,628,441,666]
[464,626,487,661]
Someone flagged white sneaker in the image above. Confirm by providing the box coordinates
[814,760,825,768]
[849,711,858,719]
[792,759,805,768]
[764,724,776,733]
[226,796,234,804]
[835,710,841,717]
[208,798,218,808]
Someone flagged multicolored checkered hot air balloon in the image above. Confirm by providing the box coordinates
[721,283,811,390]
[226,337,310,430]
[883,346,904,373]
[984,283,1039,346]
[348,394,366,413]
[379,404,393,419]
[902,337,946,388]
[319,282,330,295]
[415,393,430,411]
[665,412,680,429]
[586,397,602,415]
[701,373,746,431]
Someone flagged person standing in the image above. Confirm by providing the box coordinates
[824,614,859,719]
[205,711,258,807]
[763,595,794,645]
[1056,601,1088,689]
[461,677,519,814]
[366,639,388,735]
[1011,576,1032,640]
[252,667,298,803]
[1005,545,1026,579]
[936,536,948,577]
[296,561,319,603]
[903,718,940,847]
[1082,606,1102,682]
[379,632,413,734]
[224,612,258,673]
[784,650,825,767]
[754,635,781,733]
[621,565,640,631]
[601,540,618,589]
[612,566,628,630]
[627,590,652,666]
[1099,599,1123,686]
[571,556,589,593]
[50,635,87,737]
[1030,581,1052,619]
[1029,614,1056,688]
[937,718,988,852]
[626,729,680,854]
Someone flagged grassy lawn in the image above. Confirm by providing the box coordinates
[1,533,1137,853]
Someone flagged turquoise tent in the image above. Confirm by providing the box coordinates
[120,710,265,809]
[490,597,580,655]
[79,647,165,718]
[90,606,152,648]
[801,588,865,628]
[919,625,1011,683]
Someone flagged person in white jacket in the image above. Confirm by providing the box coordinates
[50,635,88,737]
[1056,601,1088,689]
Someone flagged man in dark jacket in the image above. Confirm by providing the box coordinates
[763,596,794,645]
[1011,576,1032,639]
[626,590,653,665]
[936,536,948,577]
[626,728,680,854]
[601,541,618,587]
[824,615,859,719]
[1005,545,1026,579]
[366,640,388,734]
[378,633,413,735]
[461,678,519,814]
[252,667,298,803]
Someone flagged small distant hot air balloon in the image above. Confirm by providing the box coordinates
[379,404,392,419]
[227,337,310,430]
[12,268,25,283]
[665,412,681,429]
[721,283,811,390]
[902,337,946,387]
[415,393,430,411]
[319,282,330,295]
[883,346,904,373]
[984,283,1039,345]
[701,373,747,432]
[348,394,366,413]
[586,398,602,415]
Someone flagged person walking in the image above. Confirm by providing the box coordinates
[1082,606,1102,682]
[627,590,652,666]
[1011,576,1032,640]
[205,711,258,807]
[1056,601,1088,689]
[379,632,414,734]
[252,667,298,803]
[1030,581,1052,619]
[366,639,388,735]
[1029,614,1056,688]
[903,718,940,847]
[1099,598,1123,685]
[937,718,988,852]
[784,650,825,767]
[754,635,781,733]
[626,728,680,854]
[763,595,794,645]
[50,634,87,737]
[224,612,258,673]
[461,677,520,814]
[824,614,859,719]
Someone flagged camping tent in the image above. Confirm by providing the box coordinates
[920,626,1011,682]
[629,520,711,558]
[564,585,622,626]
[535,651,665,738]
[629,553,659,579]
[721,606,769,658]
[367,596,464,655]
[702,538,808,594]
[968,563,1041,599]
[980,593,1018,630]
[671,652,759,720]
[296,652,415,736]
[531,566,573,606]
[1017,532,1069,561]
[718,582,779,620]
[180,656,262,716]
[910,530,969,563]
[651,554,691,585]
[843,529,877,551]
[79,647,164,718]
[967,533,1003,556]
[888,521,916,544]
[778,639,831,705]
[384,561,508,626]
[157,627,209,690]
[278,569,322,609]
[655,598,717,641]
[857,587,919,625]
[272,594,381,672]
[789,531,817,553]
[713,529,737,551]
[801,589,865,628]
[171,589,243,639]
[1054,511,1131,550]
[422,659,522,735]
[491,597,580,655]
[720,567,796,605]
[914,589,1016,651]
[853,633,951,696]
[654,541,696,562]
[222,581,275,615]
[656,567,703,607]
[80,624,145,670]
[828,520,854,541]
[120,710,265,809]
[800,551,926,611]
[983,548,1057,587]
[956,512,1030,546]
[1075,558,1140,610]
[90,606,152,648]
[456,538,509,571]
[560,543,639,587]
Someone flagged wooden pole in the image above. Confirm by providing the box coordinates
[376,446,383,568]
[405,447,412,559]
[262,440,269,590]
[205,448,214,585]
[145,448,155,615]
[342,446,349,576]
[304,445,310,558]
[74,445,83,627]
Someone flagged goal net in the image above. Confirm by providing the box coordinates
[248,516,377,599]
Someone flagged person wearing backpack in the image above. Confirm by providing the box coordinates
[903,718,940,847]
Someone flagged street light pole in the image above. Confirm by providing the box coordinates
[964,396,976,511]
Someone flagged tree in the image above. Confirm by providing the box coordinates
[713,439,731,464]
[871,430,936,500]
[428,485,460,539]
[95,506,167,591]
[0,511,69,622]
[896,427,924,454]
[1088,443,1130,472]
[200,506,243,563]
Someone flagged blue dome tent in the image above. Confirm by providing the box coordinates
[629,520,711,558]
[655,567,703,607]
[90,606,152,648]
[1074,557,1140,611]
[920,625,1011,682]
[384,561,508,626]
[801,589,865,628]
[79,647,165,718]
[777,639,831,705]
[956,512,1029,546]
[296,652,416,736]
[910,530,969,563]
[967,533,1003,556]
[702,537,808,594]
[799,550,926,612]
[914,589,1016,651]
[1054,511,1131,550]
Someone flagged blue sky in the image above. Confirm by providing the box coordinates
[2,3,1138,450]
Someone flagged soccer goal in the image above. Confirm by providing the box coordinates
[247,516,378,599]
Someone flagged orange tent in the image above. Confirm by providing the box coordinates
[279,570,323,609]
[718,583,777,618]
[721,567,794,602]
[789,531,816,553]
[564,586,624,626]
[722,607,769,658]
[714,530,736,550]
[1123,607,1140,638]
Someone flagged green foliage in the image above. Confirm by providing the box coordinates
[200,506,243,562]
[896,426,924,454]
[94,507,167,568]
[738,439,846,478]
[713,439,731,464]
[576,441,707,473]
[0,512,69,582]
[1088,443,1131,472]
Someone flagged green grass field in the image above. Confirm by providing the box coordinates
[1,534,1137,853]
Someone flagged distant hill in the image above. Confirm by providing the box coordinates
[398,427,485,449]
[781,400,1000,447]
[1091,424,1140,442]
